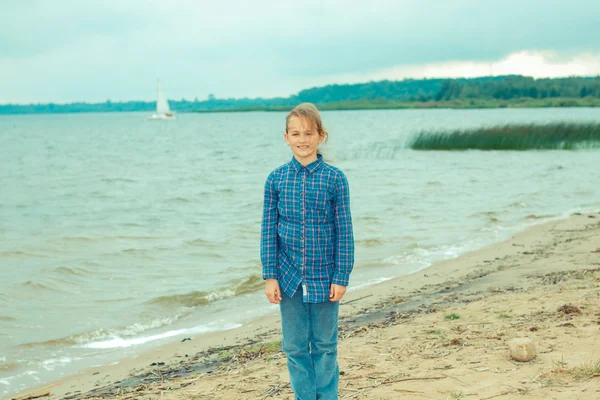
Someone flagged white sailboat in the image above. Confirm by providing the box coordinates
[149,80,176,120]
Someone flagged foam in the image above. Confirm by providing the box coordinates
[82,322,242,349]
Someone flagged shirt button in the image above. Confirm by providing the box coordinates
[301,221,305,225]
[301,192,304,196]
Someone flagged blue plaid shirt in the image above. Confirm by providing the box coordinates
[261,154,354,303]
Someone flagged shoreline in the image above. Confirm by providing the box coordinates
[2,103,600,116]
[8,211,600,400]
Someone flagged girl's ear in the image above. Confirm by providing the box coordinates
[283,132,290,146]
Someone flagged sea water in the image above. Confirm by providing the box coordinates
[1,108,599,395]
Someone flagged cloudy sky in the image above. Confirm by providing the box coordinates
[2,0,600,104]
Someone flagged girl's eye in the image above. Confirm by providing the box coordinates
[306,132,312,135]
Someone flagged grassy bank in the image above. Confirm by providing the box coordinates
[408,122,600,150]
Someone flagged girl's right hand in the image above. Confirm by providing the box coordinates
[265,279,282,304]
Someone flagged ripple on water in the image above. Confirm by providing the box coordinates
[20,281,63,292]
[52,266,92,276]
[0,362,20,373]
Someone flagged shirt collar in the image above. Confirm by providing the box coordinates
[290,153,324,174]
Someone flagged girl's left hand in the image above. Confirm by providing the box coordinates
[329,284,347,302]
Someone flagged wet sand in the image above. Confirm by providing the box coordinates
[9,212,600,400]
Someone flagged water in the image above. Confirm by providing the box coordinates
[1,108,599,395]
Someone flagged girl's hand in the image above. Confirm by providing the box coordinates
[329,284,347,302]
[265,279,282,304]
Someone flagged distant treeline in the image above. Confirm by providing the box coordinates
[1,75,599,115]
[434,75,600,101]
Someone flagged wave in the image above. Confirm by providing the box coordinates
[20,280,63,292]
[53,266,92,276]
[425,180,443,186]
[355,238,385,247]
[121,248,151,255]
[223,261,262,274]
[40,357,80,371]
[233,274,264,296]
[81,321,242,349]
[20,328,112,348]
[506,201,527,209]
[165,197,192,203]
[469,210,501,223]
[55,236,93,242]
[147,291,211,307]
[355,216,381,222]
[470,211,498,217]
[147,274,264,308]
[0,250,47,258]
[94,297,135,303]
[20,316,242,351]
[525,214,556,220]
[19,313,189,349]
[185,238,220,249]
[101,177,136,183]
[104,235,163,240]
[0,250,26,257]
[0,362,20,373]
[0,315,17,322]
[344,140,407,160]
[383,241,480,272]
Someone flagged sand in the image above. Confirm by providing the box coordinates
[9,212,600,400]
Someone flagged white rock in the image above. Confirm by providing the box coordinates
[508,337,536,362]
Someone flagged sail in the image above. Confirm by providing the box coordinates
[156,82,171,114]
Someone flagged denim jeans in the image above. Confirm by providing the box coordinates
[280,286,340,400]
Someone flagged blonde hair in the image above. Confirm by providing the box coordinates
[285,103,329,151]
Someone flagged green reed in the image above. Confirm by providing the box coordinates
[409,122,600,150]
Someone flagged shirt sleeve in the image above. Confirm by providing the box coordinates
[260,171,279,279]
[332,172,354,286]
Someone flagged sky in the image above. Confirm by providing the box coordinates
[1,0,600,104]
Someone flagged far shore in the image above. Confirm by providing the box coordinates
[8,212,600,400]
[2,99,600,116]
[190,98,600,113]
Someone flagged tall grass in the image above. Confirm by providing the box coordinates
[409,122,600,150]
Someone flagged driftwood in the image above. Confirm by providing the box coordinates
[342,294,374,305]
[480,391,515,400]
[340,371,386,380]
[11,393,50,400]
[381,376,447,384]
[393,388,424,393]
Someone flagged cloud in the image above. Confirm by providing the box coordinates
[0,1,147,58]
[315,51,600,86]
[1,0,600,103]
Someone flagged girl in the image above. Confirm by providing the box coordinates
[260,103,354,400]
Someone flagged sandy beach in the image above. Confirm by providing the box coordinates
[10,212,600,400]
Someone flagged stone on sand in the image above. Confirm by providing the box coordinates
[508,337,536,362]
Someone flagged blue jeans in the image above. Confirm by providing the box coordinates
[280,286,340,400]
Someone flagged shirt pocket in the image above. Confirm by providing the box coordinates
[305,190,329,223]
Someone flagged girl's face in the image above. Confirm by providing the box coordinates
[284,116,325,165]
